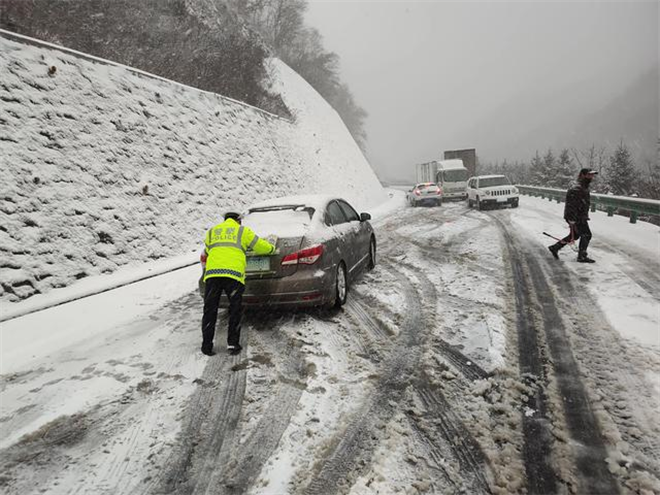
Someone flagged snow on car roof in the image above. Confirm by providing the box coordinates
[244,195,337,238]
[249,194,335,211]
[474,174,507,179]
[243,208,313,238]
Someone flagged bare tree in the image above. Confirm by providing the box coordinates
[571,144,607,175]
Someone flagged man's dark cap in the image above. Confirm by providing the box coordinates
[224,211,241,221]
[579,168,598,175]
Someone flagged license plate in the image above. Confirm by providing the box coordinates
[497,197,507,202]
[246,256,270,272]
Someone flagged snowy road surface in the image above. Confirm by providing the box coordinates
[1,195,659,495]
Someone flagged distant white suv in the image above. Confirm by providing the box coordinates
[467,175,519,210]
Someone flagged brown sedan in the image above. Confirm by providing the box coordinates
[200,195,376,308]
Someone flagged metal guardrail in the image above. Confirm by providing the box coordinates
[516,185,660,224]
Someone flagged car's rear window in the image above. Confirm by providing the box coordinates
[243,205,315,238]
[416,183,437,190]
[480,177,511,187]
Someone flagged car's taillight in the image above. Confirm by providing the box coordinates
[200,252,207,267]
[414,189,421,196]
[281,244,324,266]
[436,187,442,194]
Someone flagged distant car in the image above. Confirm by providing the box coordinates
[466,175,519,210]
[406,182,443,207]
[200,195,376,309]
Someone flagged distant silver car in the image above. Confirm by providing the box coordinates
[200,195,376,308]
[406,182,443,207]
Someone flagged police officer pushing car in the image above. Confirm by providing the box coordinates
[200,211,275,356]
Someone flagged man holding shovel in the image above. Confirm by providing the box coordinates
[548,168,597,263]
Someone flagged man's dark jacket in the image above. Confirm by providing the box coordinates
[564,181,591,222]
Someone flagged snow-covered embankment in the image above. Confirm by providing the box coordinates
[0,32,386,305]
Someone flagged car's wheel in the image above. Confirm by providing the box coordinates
[333,262,348,308]
[512,199,519,208]
[437,199,442,206]
[477,197,483,210]
[367,237,376,270]
[468,198,473,208]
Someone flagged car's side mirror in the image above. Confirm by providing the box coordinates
[360,212,371,222]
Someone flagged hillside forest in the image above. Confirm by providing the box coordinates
[0,0,369,151]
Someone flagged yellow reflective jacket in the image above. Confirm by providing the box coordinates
[203,218,275,284]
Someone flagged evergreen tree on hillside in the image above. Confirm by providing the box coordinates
[226,0,369,151]
[639,158,660,199]
[542,149,557,187]
[529,151,544,185]
[555,149,575,188]
[606,141,635,195]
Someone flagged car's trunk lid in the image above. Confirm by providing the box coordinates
[417,184,440,196]
[243,205,313,279]
[246,235,305,279]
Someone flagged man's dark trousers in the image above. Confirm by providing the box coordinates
[202,277,245,352]
[554,221,592,256]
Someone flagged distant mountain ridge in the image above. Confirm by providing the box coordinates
[466,69,658,165]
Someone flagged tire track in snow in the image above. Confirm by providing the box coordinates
[540,252,660,484]
[0,291,203,495]
[388,238,492,382]
[393,261,492,493]
[151,313,246,495]
[211,313,306,495]
[496,214,620,494]
[396,259,490,382]
[410,384,492,494]
[344,298,389,341]
[302,269,423,495]
[496,218,557,494]
[303,266,492,494]
[91,296,200,494]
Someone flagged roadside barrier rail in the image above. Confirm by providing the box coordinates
[516,185,660,224]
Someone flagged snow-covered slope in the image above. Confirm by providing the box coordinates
[0,33,386,303]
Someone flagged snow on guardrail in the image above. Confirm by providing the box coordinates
[517,185,660,223]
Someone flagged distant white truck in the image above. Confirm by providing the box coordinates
[415,159,469,200]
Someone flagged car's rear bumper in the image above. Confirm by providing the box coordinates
[412,196,442,205]
[222,266,335,308]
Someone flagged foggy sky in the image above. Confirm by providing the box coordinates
[305,0,659,182]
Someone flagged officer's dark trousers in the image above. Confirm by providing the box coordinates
[202,277,245,351]
[554,221,592,255]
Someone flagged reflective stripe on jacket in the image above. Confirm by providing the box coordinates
[203,218,275,284]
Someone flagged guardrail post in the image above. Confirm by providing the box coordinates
[591,203,596,212]
[630,211,638,224]
[607,206,614,217]
[555,196,561,204]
